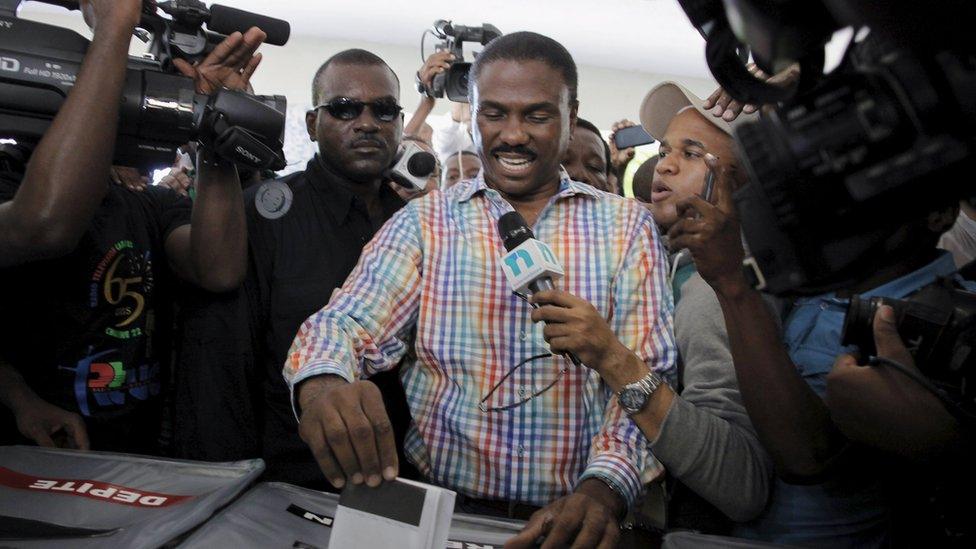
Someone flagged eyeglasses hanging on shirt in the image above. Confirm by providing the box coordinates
[478,292,570,413]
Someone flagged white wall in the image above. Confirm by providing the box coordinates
[248,33,717,129]
[20,8,718,129]
[19,6,715,174]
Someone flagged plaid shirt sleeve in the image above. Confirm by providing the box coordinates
[579,208,677,507]
[283,204,424,413]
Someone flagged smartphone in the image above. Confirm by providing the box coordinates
[700,169,716,203]
[612,125,655,149]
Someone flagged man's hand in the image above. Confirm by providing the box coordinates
[703,62,801,122]
[608,119,639,173]
[173,28,266,94]
[505,479,622,549]
[80,0,143,35]
[14,397,89,451]
[110,166,148,192]
[826,306,966,461]
[159,167,194,197]
[418,51,454,91]
[667,154,747,296]
[530,289,630,373]
[297,375,398,489]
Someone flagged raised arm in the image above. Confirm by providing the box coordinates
[668,155,846,479]
[0,0,142,267]
[163,28,266,292]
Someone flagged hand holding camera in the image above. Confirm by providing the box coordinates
[422,20,501,102]
[172,26,266,94]
[416,51,454,97]
[827,305,968,462]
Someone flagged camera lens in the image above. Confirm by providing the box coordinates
[445,62,473,103]
[841,295,882,353]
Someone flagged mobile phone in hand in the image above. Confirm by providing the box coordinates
[612,125,655,149]
[700,169,716,203]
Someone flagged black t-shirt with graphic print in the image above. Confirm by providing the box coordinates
[0,170,190,452]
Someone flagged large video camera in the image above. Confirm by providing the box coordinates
[0,0,291,171]
[676,0,976,297]
[424,19,501,103]
[842,275,976,417]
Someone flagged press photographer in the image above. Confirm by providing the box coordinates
[0,0,271,455]
[409,21,502,165]
[0,0,288,171]
[664,0,976,545]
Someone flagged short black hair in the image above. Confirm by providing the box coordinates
[575,118,612,177]
[312,49,399,105]
[470,31,578,103]
[633,156,659,202]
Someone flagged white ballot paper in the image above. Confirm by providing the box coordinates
[329,477,456,549]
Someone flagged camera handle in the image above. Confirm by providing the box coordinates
[869,356,976,426]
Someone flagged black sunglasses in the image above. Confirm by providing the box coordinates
[314,97,403,122]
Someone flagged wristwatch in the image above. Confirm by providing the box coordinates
[617,371,666,415]
[415,71,433,98]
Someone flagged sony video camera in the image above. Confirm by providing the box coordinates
[842,276,976,415]
[425,19,501,103]
[0,0,291,171]
[676,0,976,297]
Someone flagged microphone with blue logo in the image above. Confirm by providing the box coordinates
[497,211,582,367]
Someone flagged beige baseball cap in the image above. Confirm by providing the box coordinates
[639,81,739,141]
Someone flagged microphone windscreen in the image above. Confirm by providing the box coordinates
[407,151,437,177]
[208,5,291,46]
[497,211,533,251]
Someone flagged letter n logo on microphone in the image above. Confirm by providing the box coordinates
[535,241,558,264]
[504,249,535,277]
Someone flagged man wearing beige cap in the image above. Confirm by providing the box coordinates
[657,79,893,547]
[578,80,774,534]
[639,81,742,237]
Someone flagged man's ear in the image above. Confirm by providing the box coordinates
[568,100,580,140]
[306,110,318,142]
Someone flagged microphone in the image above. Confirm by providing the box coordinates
[497,212,581,367]
[388,142,437,191]
[208,4,291,46]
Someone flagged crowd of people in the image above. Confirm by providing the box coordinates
[0,1,974,547]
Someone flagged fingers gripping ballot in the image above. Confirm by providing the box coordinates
[297,376,398,488]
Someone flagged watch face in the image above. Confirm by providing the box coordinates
[619,388,645,412]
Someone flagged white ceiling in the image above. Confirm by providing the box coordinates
[26,0,712,78]
[243,0,710,77]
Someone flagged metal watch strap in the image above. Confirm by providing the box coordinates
[415,71,432,98]
[617,371,664,415]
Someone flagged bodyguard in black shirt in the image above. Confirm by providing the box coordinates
[0,0,265,455]
[245,49,407,487]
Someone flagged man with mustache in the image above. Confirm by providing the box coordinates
[244,49,408,487]
[287,32,675,547]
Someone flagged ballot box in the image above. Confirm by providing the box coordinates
[0,445,263,548]
[179,481,525,549]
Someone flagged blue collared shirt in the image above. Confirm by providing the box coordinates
[736,251,970,547]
